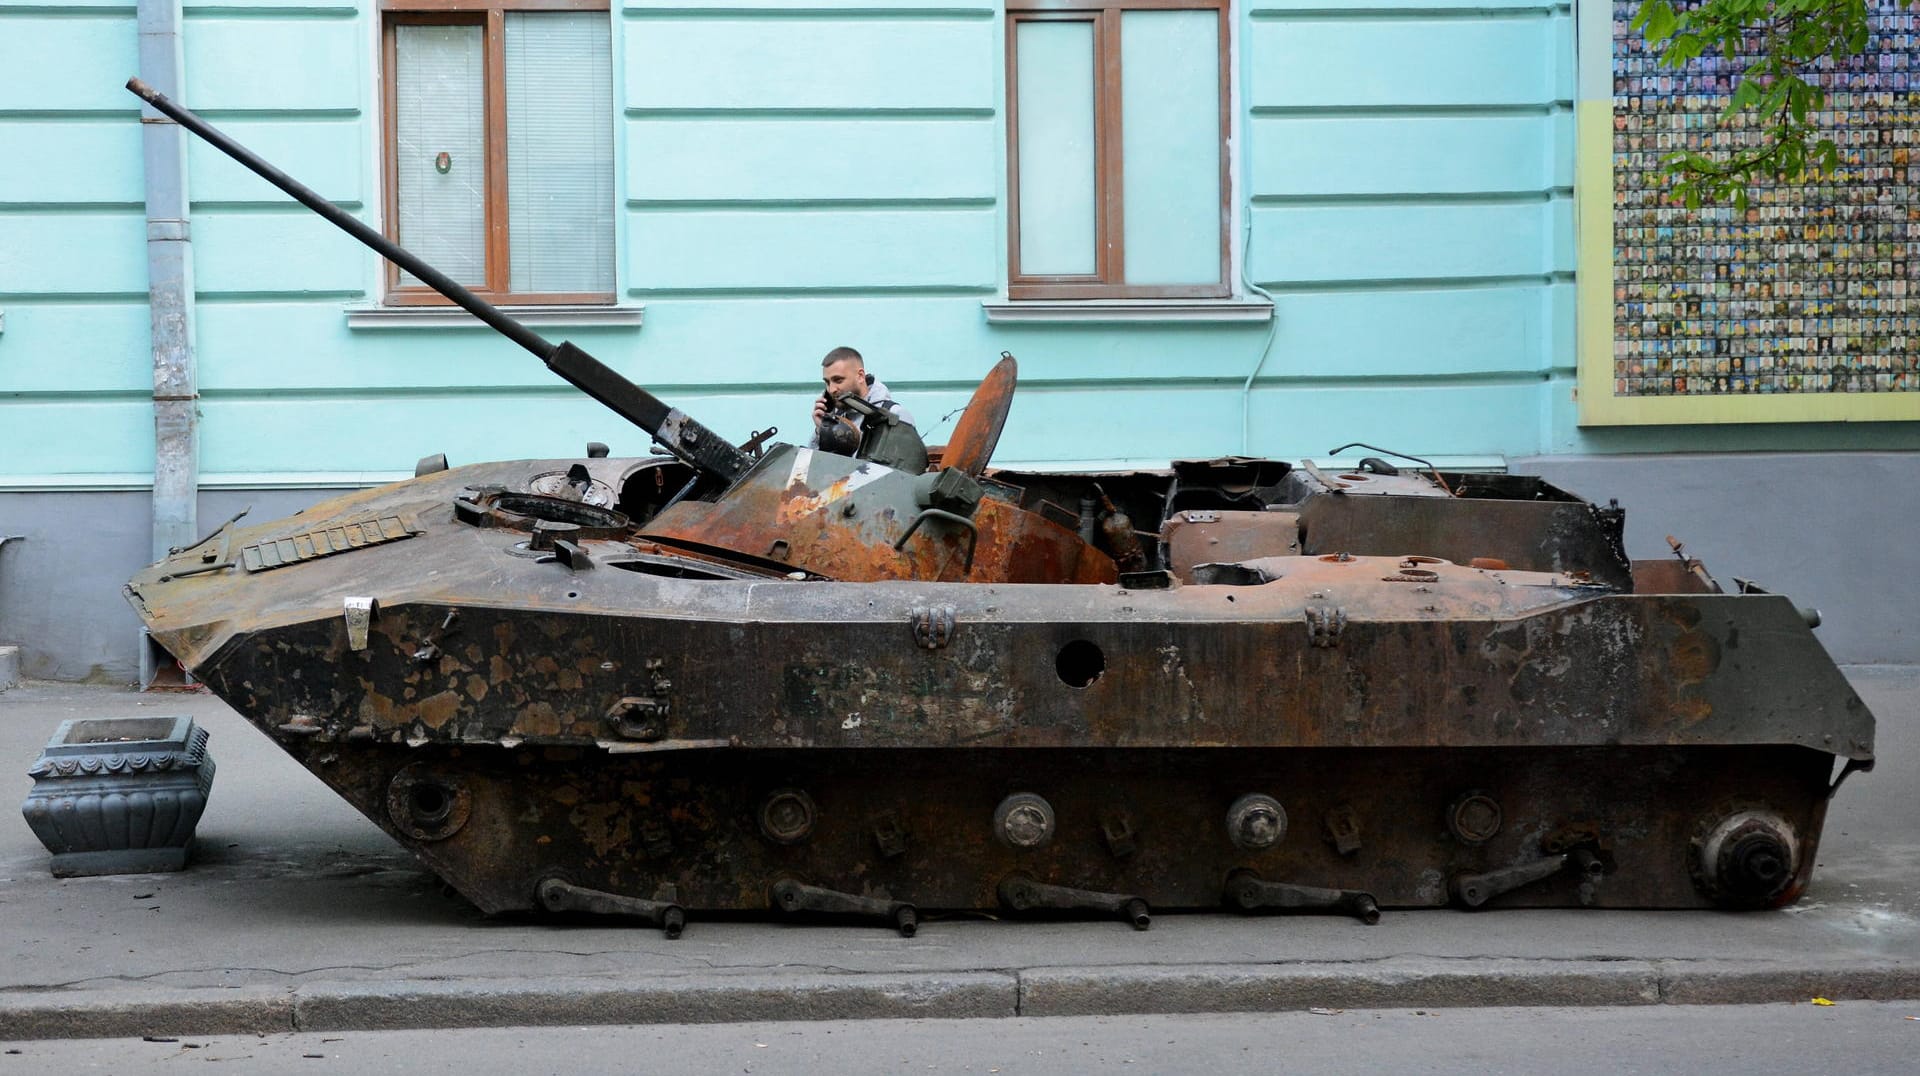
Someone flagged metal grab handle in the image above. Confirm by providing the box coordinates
[893,508,978,574]
[1451,853,1569,908]
[1224,870,1381,924]
[1326,441,1454,496]
[999,875,1151,930]
[771,878,918,937]
[537,877,685,938]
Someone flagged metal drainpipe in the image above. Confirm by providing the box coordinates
[137,0,198,688]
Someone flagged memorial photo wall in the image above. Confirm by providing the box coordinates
[1578,1,1920,424]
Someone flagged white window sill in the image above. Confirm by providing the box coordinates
[981,298,1273,325]
[345,303,644,331]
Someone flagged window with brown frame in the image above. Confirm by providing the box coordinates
[380,0,614,305]
[1005,0,1230,300]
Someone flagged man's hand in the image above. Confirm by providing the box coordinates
[812,392,833,426]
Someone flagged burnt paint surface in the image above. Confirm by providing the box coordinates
[291,741,1834,914]
[126,453,1874,919]
[642,446,1114,584]
[196,585,1869,758]
[1299,496,1632,590]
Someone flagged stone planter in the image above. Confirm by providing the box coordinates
[21,716,215,877]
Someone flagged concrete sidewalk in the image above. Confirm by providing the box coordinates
[2,669,1916,1040]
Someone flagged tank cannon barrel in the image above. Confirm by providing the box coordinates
[126,77,750,483]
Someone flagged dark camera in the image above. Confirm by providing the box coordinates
[815,393,864,456]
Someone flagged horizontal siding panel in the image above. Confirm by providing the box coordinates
[1249,200,1566,284]
[336,295,998,388]
[638,299,1273,384]
[0,0,139,8]
[232,298,1010,391]
[0,211,146,295]
[192,210,369,294]
[1251,114,1556,196]
[184,0,357,9]
[0,119,359,206]
[621,1,996,11]
[207,298,1259,394]
[197,392,813,473]
[1242,380,1542,458]
[992,381,1544,462]
[0,121,142,204]
[625,207,996,290]
[191,384,1244,472]
[640,304,1288,391]
[192,382,1545,475]
[627,117,996,202]
[224,300,1267,391]
[623,18,993,110]
[0,398,155,476]
[189,118,363,204]
[183,16,363,112]
[0,302,152,393]
[207,301,1011,393]
[0,14,137,113]
[1268,286,1549,378]
[198,301,563,391]
[987,385,1248,462]
[1248,15,1562,108]
[1251,0,1563,10]
[166,366,1555,474]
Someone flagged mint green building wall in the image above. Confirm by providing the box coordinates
[3,0,1915,496]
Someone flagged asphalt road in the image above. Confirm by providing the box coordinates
[4,1002,1918,1074]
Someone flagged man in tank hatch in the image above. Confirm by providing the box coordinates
[809,346,916,450]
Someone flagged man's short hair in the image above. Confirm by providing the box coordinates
[821,346,863,369]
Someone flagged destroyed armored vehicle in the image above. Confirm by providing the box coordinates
[125,79,1875,935]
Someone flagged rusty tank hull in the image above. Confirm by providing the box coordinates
[121,77,1874,934]
[127,452,1875,928]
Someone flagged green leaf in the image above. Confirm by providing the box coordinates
[1645,0,1678,40]
[1758,80,1790,119]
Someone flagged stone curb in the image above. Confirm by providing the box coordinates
[292,972,1017,1032]
[0,974,1016,1041]
[3,960,1916,1040]
[0,986,292,1041]
[1658,961,1920,1005]
[1017,960,1664,1016]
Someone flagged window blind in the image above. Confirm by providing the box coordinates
[395,23,487,289]
[505,12,614,295]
